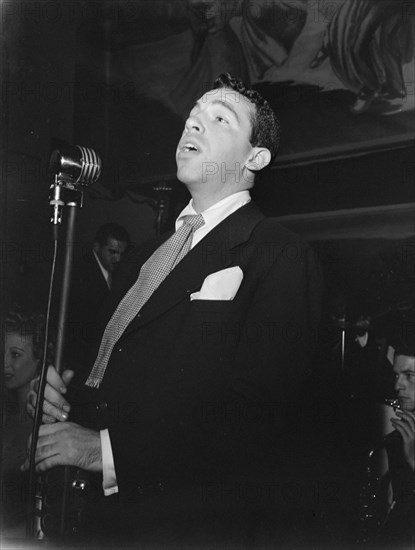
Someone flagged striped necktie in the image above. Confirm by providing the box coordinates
[85,214,205,388]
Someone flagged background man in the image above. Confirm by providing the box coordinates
[26,74,322,546]
[381,337,415,545]
[66,222,130,367]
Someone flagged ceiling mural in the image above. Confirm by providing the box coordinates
[75,0,415,186]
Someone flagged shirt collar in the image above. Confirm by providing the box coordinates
[176,191,251,232]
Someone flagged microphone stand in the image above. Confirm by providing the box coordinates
[54,190,82,375]
[28,179,84,540]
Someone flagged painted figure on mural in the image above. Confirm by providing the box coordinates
[310,0,415,113]
[171,0,309,115]
[171,0,414,116]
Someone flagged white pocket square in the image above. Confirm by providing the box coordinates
[190,266,243,301]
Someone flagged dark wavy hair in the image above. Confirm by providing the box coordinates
[213,73,281,164]
[394,338,415,359]
[388,308,415,358]
[4,309,54,365]
[94,223,130,247]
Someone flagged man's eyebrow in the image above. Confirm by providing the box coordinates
[210,99,240,122]
[190,99,240,122]
[396,368,415,375]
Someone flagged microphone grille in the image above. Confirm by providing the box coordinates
[76,146,102,187]
[49,143,102,188]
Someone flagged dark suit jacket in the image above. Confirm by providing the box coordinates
[70,202,322,543]
[66,250,110,368]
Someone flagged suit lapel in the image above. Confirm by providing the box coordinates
[122,202,264,335]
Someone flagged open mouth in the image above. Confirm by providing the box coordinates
[182,142,199,152]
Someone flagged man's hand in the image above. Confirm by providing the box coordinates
[26,366,74,423]
[22,422,102,473]
[391,410,415,471]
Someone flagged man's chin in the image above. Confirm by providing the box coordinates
[176,165,203,186]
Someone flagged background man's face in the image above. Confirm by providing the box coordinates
[394,354,415,412]
[176,87,255,191]
[95,237,127,272]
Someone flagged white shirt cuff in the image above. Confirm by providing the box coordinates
[100,429,119,496]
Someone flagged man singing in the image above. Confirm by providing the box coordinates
[26,73,322,546]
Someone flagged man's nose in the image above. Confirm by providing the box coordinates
[395,376,404,391]
[185,115,204,133]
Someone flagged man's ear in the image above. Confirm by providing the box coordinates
[245,147,272,172]
[93,242,99,253]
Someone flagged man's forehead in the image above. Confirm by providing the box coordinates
[198,87,254,113]
[394,354,415,371]
[106,238,126,249]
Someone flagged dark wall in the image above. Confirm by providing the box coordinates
[253,145,415,217]
[2,1,77,310]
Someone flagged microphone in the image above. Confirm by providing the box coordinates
[49,144,102,188]
[49,144,102,226]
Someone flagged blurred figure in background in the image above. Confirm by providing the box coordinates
[380,336,415,547]
[66,222,130,371]
[357,319,415,547]
[2,308,54,536]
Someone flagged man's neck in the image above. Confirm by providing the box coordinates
[190,186,253,213]
[191,196,221,213]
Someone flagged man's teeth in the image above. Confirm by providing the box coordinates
[183,143,198,151]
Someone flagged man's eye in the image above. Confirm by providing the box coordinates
[216,116,228,124]
[11,352,20,358]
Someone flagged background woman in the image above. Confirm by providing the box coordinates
[2,308,53,536]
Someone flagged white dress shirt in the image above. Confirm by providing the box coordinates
[93,250,111,290]
[176,190,251,248]
[100,191,251,495]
